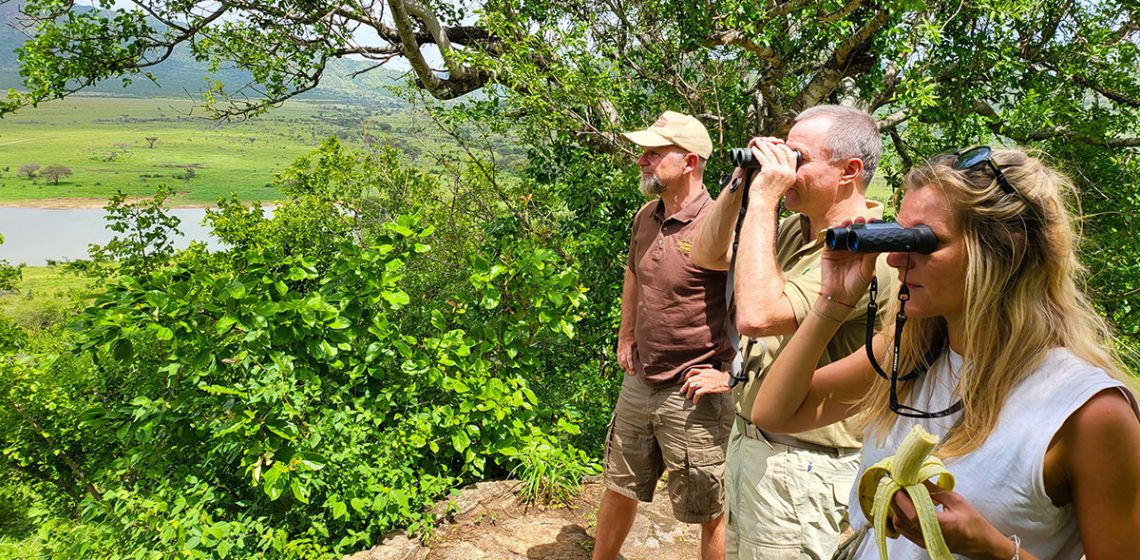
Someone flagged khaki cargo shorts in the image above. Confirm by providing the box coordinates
[724,420,860,560]
[602,372,734,523]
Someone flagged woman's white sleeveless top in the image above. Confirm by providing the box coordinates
[848,347,1138,560]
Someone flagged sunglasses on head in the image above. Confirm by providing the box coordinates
[953,146,1018,196]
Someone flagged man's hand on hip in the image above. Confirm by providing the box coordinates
[680,367,731,403]
[616,338,636,375]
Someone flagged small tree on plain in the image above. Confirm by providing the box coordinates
[145,136,157,148]
[19,163,39,179]
[40,165,72,185]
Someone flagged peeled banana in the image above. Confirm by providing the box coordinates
[857,425,956,560]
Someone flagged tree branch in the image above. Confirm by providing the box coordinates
[877,107,911,130]
[974,100,1140,148]
[704,30,785,73]
[402,0,467,81]
[1022,0,1072,60]
[4,398,103,501]
[0,457,83,501]
[794,8,889,110]
[868,9,936,111]
[887,126,913,172]
[386,0,486,99]
[819,0,863,24]
[1064,69,1140,108]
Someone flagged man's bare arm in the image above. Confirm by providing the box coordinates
[690,172,744,271]
[733,141,799,337]
[616,267,638,373]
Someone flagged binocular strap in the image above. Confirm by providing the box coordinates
[864,257,962,419]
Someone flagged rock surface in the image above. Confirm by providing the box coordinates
[347,478,702,560]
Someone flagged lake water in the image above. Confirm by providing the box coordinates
[0,207,224,266]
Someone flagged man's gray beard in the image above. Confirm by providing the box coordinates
[640,175,665,197]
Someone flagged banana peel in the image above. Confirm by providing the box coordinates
[857,425,956,560]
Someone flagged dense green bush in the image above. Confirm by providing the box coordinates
[0,141,600,558]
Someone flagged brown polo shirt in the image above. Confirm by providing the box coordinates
[734,203,897,449]
[627,188,734,386]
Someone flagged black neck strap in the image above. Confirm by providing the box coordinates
[864,258,963,419]
[865,276,920,382]
[725,168,757,387]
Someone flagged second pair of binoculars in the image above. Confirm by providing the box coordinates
[727,147,803,169]
[826,222,937,254]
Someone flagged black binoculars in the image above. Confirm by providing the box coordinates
[825,222,937,254]
[728,147,803,169]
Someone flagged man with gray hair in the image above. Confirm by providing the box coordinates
[691,105,896,559]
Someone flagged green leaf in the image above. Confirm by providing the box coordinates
[199,384,248,398]
[383,290,411,306]
[227,280,247,299]
[298,453,327,471]
[262,463,289,501]
[350,497,368,514]
[291,479,310,504]
[392,340,412,358]
[480,288,500,309]
[452,430,470,452]
[331,499,348,520]
[309,339,338,360]
[144,291,169,308]
[265,420,298,440]
[430,310,447,330]
[558,319,575,339]
[216,315,238,334]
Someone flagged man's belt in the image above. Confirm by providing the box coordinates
[734,414,857,457]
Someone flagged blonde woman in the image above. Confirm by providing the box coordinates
[750,147,1140,559]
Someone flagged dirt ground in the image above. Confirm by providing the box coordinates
[349,478,703,560]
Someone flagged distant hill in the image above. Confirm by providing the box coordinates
[0,3,412,107]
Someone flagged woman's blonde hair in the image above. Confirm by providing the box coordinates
[855,148,1131,457]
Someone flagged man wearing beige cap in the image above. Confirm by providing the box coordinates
[592,111,735,560]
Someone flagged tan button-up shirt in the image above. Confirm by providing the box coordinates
[734,202,897,449]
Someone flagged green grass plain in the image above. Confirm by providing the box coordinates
[0,265,93,328]
[0,96,459,205]
[0,95,888,207]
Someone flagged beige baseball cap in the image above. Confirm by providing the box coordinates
[621,111,712,159]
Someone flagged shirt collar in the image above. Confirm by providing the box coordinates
[653,187,712,224]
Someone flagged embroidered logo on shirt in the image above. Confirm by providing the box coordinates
[676,238,693,254]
